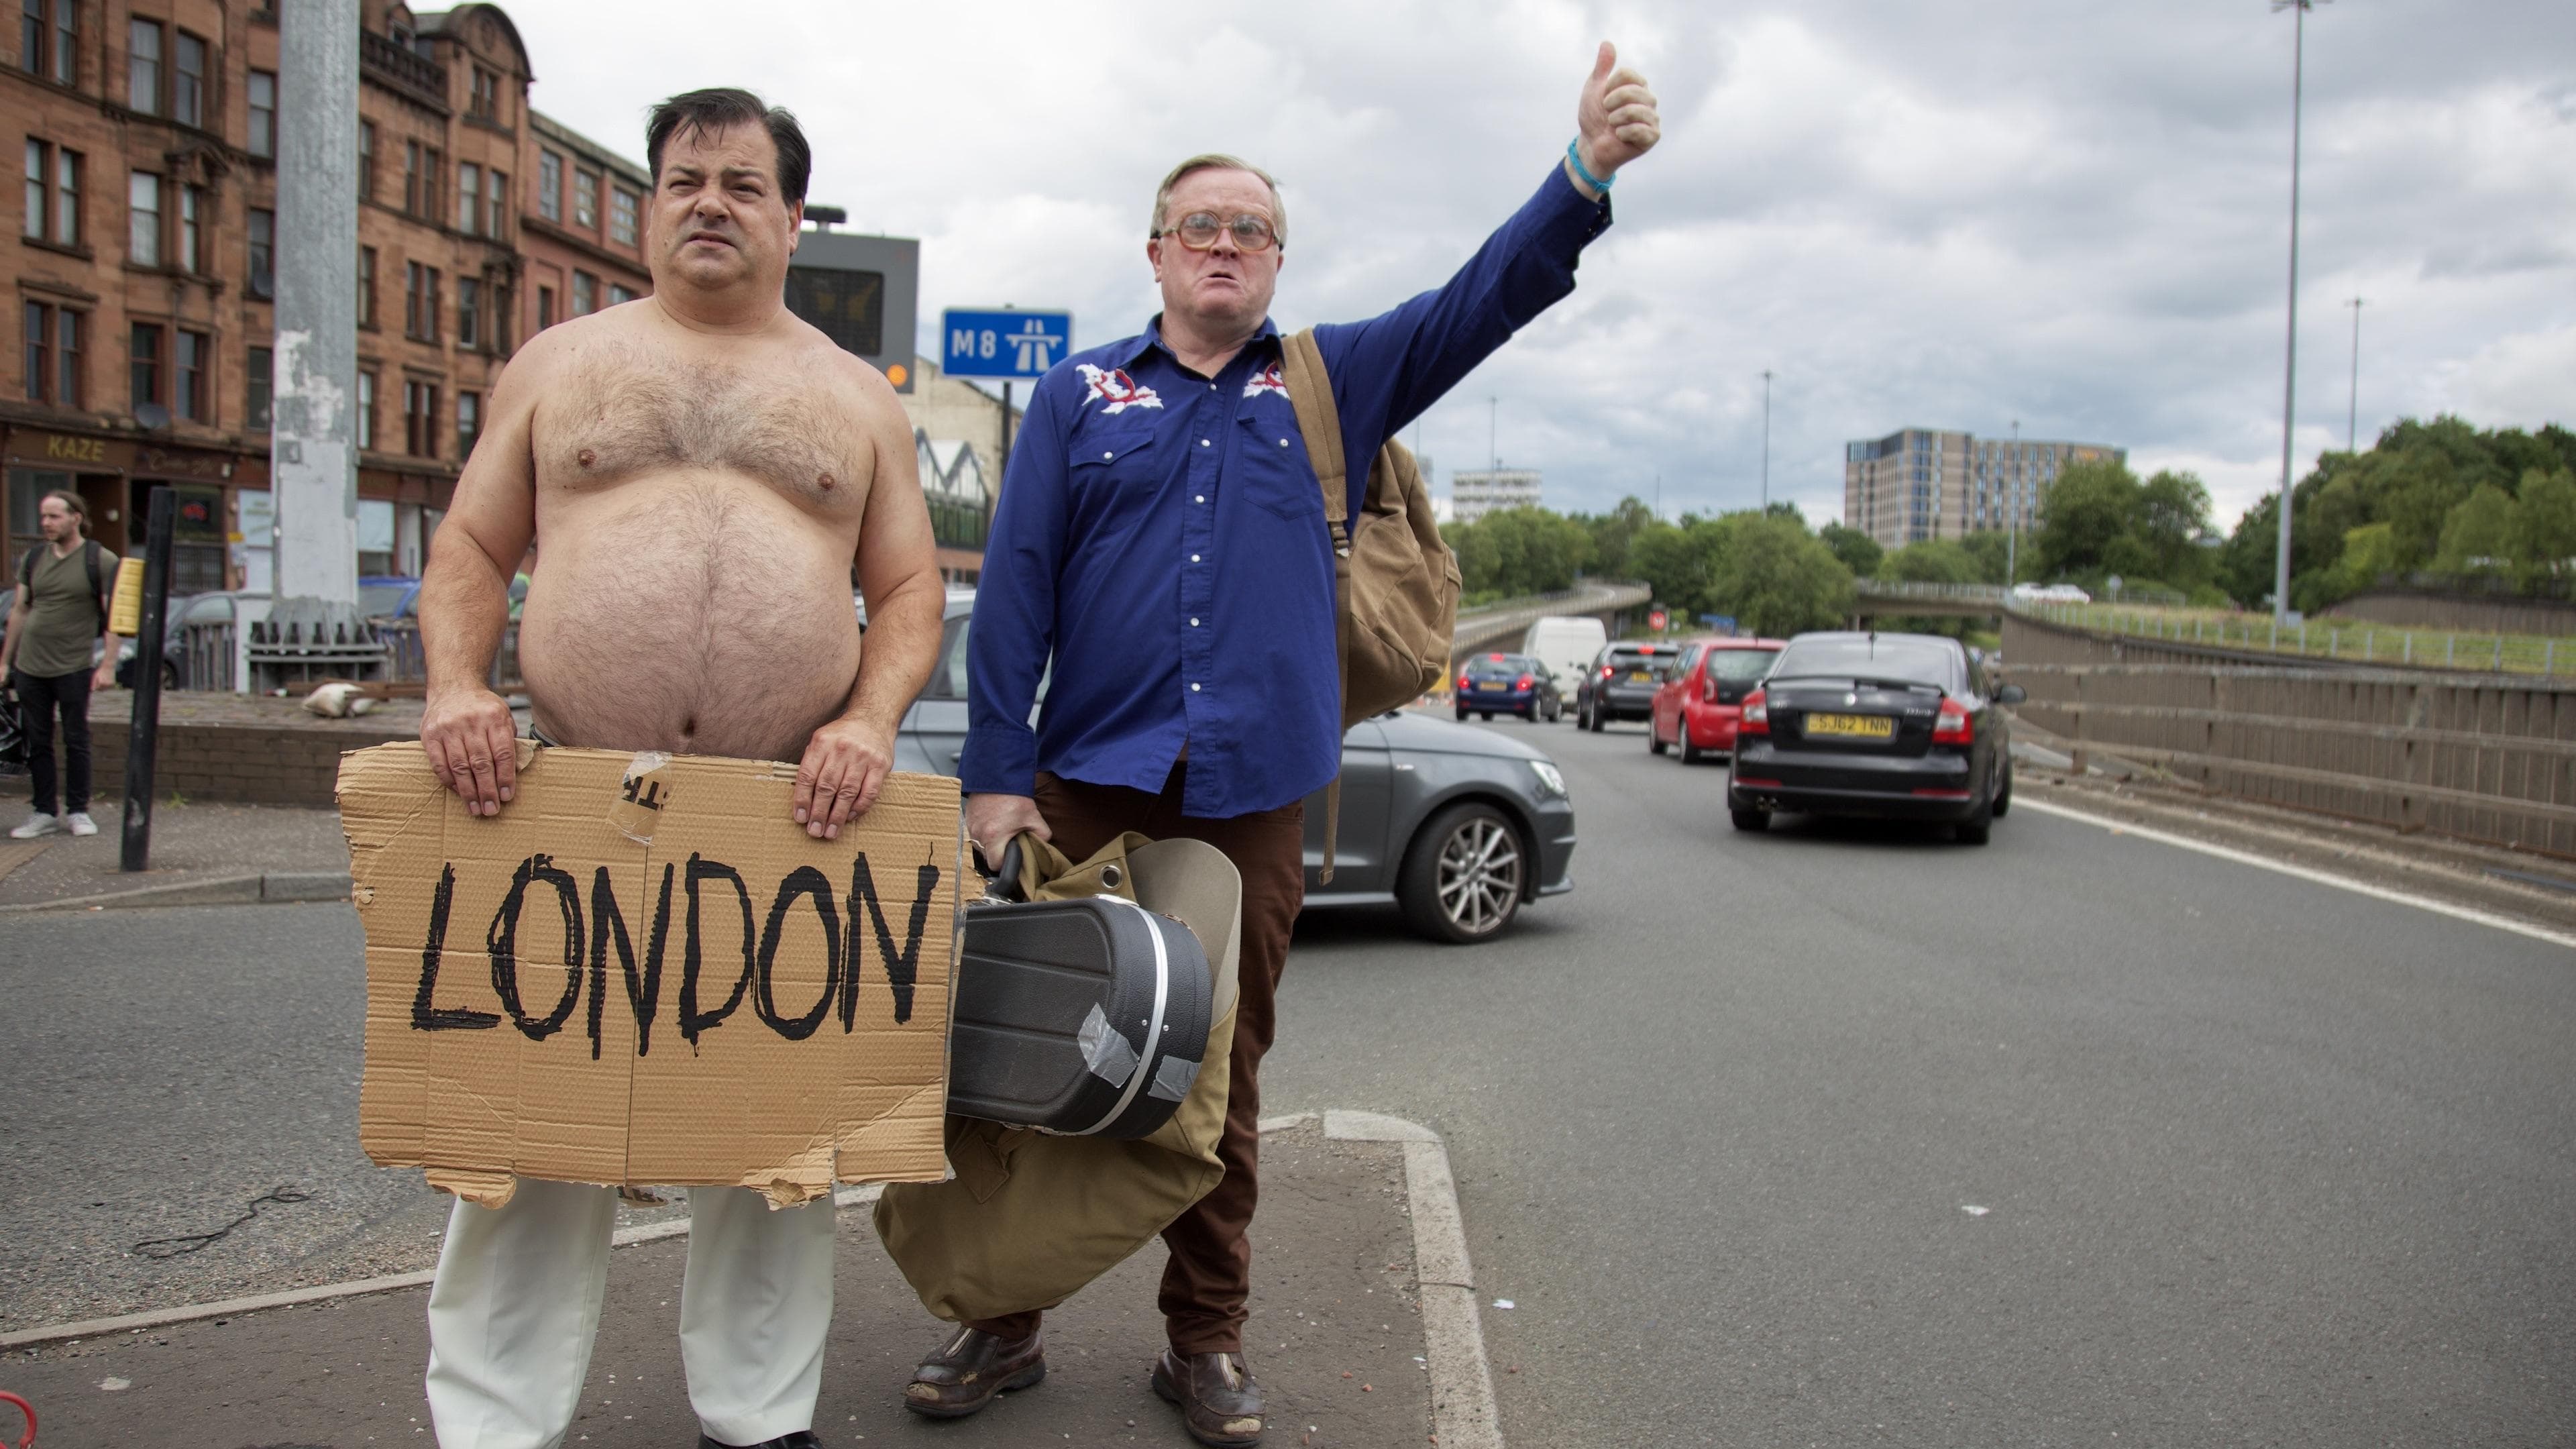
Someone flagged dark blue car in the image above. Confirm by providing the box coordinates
[1453,652,1563,723]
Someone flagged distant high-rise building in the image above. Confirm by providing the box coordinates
[1452,467,1542,523]
[1844,428,2125,549]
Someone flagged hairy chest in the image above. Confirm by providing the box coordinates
[541,355,869,513]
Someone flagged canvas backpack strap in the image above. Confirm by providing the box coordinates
[1279,329,1350,883]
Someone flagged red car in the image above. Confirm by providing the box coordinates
[1648,637,1787,763]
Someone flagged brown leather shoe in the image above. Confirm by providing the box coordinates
[1151,1349,1265,1447]
[903,1325,1046,1419]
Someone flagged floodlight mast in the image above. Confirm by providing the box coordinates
[2271,0,2329,625]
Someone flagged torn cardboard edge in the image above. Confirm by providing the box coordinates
[341,741,966,1210]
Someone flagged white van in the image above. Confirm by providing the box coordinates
[1521,616,1609,709]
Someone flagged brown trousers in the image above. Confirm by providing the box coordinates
[968,762,1305,1356]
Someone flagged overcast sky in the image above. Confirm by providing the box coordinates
[499,0,2574,531]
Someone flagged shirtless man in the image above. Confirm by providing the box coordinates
[411,88,942,1449]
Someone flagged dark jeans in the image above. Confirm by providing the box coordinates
[15,667,93,816]
[968,761,1307,1357]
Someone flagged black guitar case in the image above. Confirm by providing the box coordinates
[948,841,1213,1139]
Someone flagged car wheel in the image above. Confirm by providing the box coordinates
[160,659,180,691]
[1455,706,1469,720]
[1730,807,1770,833]
[1992,760,2014,817]
[1678,720,1703,764]
[1649,722,1668,755]
[1398,802,1526,944]
[1588,702,1605,733]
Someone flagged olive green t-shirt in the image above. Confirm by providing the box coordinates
[14,541,113,678]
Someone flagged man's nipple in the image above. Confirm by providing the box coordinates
[818,472,835,492]
[577,448,597,468]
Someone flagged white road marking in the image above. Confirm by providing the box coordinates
[2018,797,2576,951]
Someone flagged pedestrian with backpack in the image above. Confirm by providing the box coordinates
[1,490,117,838]
[918,42,1660,1446]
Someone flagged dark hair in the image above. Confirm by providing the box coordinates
[40,488,84,522]
[645,88,810,205]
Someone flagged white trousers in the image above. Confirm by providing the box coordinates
[423,1179,835,1449]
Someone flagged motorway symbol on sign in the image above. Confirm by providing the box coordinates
[943,309,1072,380]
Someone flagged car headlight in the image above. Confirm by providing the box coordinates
[1528,760,1567,798]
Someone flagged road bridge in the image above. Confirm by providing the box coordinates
[1450,581,1652,662]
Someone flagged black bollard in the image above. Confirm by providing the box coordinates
[119,487,176,873]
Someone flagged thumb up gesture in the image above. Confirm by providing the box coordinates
[1574,42,1661,182]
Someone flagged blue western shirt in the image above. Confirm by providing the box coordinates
[962,162,1613,818]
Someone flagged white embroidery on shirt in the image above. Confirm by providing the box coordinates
[1075,364,1165,414]
[1242,362,1287,399]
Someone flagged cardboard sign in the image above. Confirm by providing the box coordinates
[338,742,965,1208]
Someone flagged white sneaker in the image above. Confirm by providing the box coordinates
[65,811,98,837]
[8,812,60,839]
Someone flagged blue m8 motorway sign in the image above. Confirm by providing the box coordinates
[942,309,1072,380]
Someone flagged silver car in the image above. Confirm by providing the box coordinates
[890,593,1576,943]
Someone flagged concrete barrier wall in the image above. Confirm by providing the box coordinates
[2001,612,2576,858]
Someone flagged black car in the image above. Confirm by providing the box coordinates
[1574,639,1684,731]
[1454,652,1564,722]
[892,593,1577,943]
[1725,631,2025,844]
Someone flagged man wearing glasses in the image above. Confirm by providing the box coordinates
[926,43,1660,1446]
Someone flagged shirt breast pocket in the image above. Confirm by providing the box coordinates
[1240,414,1323,525]
[1068,427,1159,500]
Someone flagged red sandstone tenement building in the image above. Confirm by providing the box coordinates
[3,1,646,592]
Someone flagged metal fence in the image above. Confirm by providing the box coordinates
[2021,600,2570,677]
[2001,613,2576,858]
[375,619,523,690]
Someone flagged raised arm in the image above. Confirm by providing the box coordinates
[793,360,943,840]
[1319,43,1661,490]
[417,333,547,816]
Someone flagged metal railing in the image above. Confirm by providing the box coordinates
[375,619,522,691]
[1856,580,2014,604]
[2025,600,2571,677]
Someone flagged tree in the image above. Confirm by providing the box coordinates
[1444,506,1594,600]
[2434,484,2518,574]
[1572,496,1658,580]
[2033,458,2141,580]
[1706,512,1855,637]
[1820,523,1882,579]
[2511,468,2576,584]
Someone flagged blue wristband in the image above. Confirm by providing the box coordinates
[1566,138,1613,193]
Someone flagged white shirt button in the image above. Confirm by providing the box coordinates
[1190,682,1202,692]
[1190,553,1201,563]
[1190,617,1200,627]
[1279,438,1289,447]
[1195,494,1205,504]
[1200,439,1211,447]
[1102,451,1113,460]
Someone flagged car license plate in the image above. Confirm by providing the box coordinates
[1805,712,1894,739]
[1477,682,1507,692]
[1629,671,1654,682]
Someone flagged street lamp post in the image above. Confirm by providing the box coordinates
[2006,418,2020,587]
[2345,295,2365,454]
[1760,369,1773,511]
[2271,0,2330,625]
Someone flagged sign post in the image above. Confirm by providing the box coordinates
[941,309,1071,485]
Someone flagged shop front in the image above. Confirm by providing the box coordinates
[3,427,264,594]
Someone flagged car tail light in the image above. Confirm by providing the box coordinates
[1458,673,1472,691]
[1740,689,1768,737]
[1516,674,1534,690]
[1933,698,1974,745]
[1703,673,1721,702]
[1599,664,1616,680]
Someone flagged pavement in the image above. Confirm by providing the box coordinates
[0,1118,1436,1449]
[0,795,352,911]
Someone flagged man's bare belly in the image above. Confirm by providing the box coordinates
[518,473,862,762]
